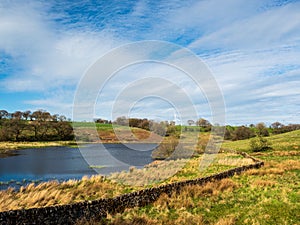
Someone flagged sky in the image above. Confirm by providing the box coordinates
[0,0,300,125]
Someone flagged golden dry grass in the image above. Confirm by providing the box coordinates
[215,217,236,225]
[245,159,300,176]
[104,179,237,225]
[108,159,188,186]
[251,180,277,187]
[0,175,125,212]
[108,152,255,186]
[216,156,254,166]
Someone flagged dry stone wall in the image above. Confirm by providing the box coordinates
[0,158,263,225]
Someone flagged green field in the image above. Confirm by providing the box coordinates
[101,130,300,225]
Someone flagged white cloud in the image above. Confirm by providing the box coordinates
[0,0,299,124]
[0,1,125,92]
[189,1,300,50]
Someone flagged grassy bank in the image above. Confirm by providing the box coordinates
[0,175,131,212]
[0,141,78,153]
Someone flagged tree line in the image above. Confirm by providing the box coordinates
[224,122,300,141]
[112,116,179,137]
[112,116,300,141]
[0,110,74,141]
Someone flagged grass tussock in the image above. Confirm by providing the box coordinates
[273,150,299,156]
[251,180,277,187]
[245,167,285,176]
[215,217,236,225]
[0,175,125,212]
[216,157,253,166]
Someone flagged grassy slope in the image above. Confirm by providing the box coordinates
[104,130,300,225]
[222,129,300,152]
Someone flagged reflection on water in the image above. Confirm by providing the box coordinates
[0,144,155,190]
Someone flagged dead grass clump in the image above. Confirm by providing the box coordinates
[218,178,238,192]
[251,180,277,187]
[199,182,218,196]
[217,157,253,166]
[182,179,237,198]
[281,160,300,171]
[245,168,284,176]
[153,193,170,209]
[274,151,299,156]
[215,216,236,225]
[154,192,195,210]
[247,160,300,175]
[154,178,237,210]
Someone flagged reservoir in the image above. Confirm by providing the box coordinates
[0,143,156,190]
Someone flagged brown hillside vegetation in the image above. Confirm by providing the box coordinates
[75,126,163,143]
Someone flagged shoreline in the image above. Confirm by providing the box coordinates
[0,141,78,153]
[0,140,163,152]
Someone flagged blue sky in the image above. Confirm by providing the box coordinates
[0,0,300,125]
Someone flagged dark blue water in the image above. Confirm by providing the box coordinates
[0,143,156,190]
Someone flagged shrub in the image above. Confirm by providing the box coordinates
[232,126,255,141]
[249,136,272,152]
[151,137,179,159]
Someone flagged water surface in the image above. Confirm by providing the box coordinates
[0,143,156,190]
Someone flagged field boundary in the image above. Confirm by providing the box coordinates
[0,153,264,225]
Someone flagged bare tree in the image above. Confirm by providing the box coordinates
[12,111,23,120]
[271,122,284,129]
[22,110,31,120]
[187,120,195,126]
[256,122,269,137]
[196,118,211,127]
[0,110,8,119]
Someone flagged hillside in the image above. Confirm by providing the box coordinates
[73,123,164,143]
[222,129,300,152]
[98,130,300,225]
